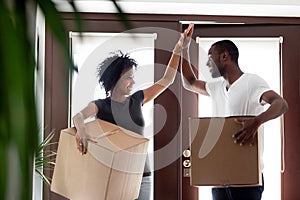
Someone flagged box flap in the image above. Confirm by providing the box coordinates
[62,119,149,153]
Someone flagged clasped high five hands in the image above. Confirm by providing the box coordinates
[173,23,194,55]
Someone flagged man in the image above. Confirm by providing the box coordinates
[181,24,288,200]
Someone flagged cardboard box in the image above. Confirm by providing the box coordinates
[51,119,149,200]
[189,117,262,186]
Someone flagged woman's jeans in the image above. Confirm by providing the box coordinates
[137,175,152,200]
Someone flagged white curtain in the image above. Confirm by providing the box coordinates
[70,32,156,120]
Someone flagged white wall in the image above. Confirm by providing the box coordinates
[33,6,46,200]
[54,0,300,17]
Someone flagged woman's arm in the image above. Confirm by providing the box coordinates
[72,102,98,154]
[143,24,194,104]
[142,53,180,104]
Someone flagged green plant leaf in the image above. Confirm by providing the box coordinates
[0,0,130,199]
[0,0,38,199]
[111,0,133,30]
[36,0,78,72]
[35,131,56,186]
[35,169,51,186]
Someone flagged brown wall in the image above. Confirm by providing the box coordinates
[44,13,300,200]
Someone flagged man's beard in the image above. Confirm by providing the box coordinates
[210,65,223,78]
[211,70,221,78]
[209,57,223,78]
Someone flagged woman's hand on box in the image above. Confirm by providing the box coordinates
[75,131,97,155]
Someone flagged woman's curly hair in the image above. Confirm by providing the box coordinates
[97,50,138,97]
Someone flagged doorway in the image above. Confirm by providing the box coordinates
[45,15,297,199]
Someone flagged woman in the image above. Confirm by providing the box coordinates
[72,25,193,200]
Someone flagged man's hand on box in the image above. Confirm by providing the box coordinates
[232,118,261,146]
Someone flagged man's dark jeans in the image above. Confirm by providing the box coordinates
[212,175,264,200]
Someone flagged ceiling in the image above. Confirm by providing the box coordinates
[54,0,300,17]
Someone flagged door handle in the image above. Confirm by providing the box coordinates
[182,149,191,167]
[183,160,191,168]
[183,149,191,177]
[183,149,191,158]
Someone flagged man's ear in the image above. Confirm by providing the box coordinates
[221,51,229,61]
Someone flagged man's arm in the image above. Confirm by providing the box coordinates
[181,48,209,96]
[180,24,209,96]
[234,90,288,145]
[257,90,289,123]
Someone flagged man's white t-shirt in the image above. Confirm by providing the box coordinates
[205,73,271,169]
[205,73,270,117]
